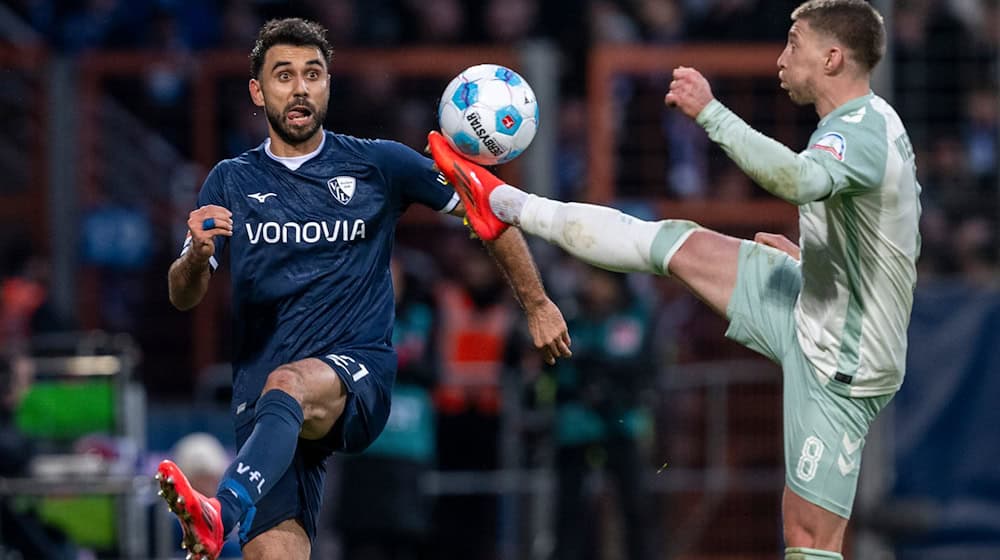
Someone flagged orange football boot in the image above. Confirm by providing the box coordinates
[428,130,510,241]
[156,460,224,560]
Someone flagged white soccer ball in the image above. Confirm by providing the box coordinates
[438,64,539,166]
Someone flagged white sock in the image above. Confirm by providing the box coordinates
[488,184,529,224]
[516,195,700,275]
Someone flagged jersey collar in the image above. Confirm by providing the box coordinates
[264,131,327,171]
[819,92,874,128]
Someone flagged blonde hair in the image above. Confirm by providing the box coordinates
[792,0,886,71]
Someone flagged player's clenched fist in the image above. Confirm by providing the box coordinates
[186,204,233,264]
[664,66,715,120]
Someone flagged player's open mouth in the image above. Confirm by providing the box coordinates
[286,106,313,126]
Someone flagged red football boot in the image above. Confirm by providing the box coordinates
[156,460,224,560]
[427,131,510,242]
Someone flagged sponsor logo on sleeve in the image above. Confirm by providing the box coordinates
[810,132,847,161]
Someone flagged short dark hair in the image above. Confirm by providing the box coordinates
[791,0,886,72]
[250,18,334,78]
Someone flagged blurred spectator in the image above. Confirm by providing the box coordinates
[684,0,801,40]
[648,275,701,469]
[915,204,952,280]
[892,0,969,150]
[685,0,758,41]
[400,0,467,44]
[0,233,72,345]
[537,0,590,95]
[306,0,359,47]
[589,0,641,44]
[0,351,78,559]
[0,351,35,476]
[663,105,710,198]
[431,236,515,560]
[79,201,155,332]
[172,432,230,497]
[551,267,655,560]
[322,60,443,149]
[140,8,195,149]
[951,0,999,84]
[556,97,589,200]
[217,1,262,50]
[920,135,978,220]
[156,0,220,50]
[336,251,441,560]
[962,85,999,188]
[353,0,406,46]
[482,0,539,44]
[953,215,999,289]
[56,0,144,52]
[298,0,404,46]
[218,1,264,49]
[635,0,684,44]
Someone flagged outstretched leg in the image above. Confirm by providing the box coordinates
[513,193,741,316]
[428,130,741,317]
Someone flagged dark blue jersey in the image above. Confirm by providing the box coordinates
[181,131,456,411]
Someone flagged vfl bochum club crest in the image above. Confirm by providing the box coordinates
[327,176,356,205]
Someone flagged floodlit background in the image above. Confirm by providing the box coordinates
[0,0,996,559]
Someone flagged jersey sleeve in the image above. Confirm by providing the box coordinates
[179,162,229,271]
[801,110,888,198]
[373,139,459,213]
[697,99,834,204]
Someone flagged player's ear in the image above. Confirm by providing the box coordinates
[824,46,844,75]
[249,78,265,107]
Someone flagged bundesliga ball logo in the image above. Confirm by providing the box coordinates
[438,64,539,166]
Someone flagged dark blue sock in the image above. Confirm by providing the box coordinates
[215,389,303,537]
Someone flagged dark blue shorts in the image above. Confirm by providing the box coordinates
[233,346,396,544]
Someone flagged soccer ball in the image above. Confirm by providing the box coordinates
[438,64,538,166]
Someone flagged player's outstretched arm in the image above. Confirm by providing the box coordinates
[666,67,834,205]
[168,205,233,310]
[485,228,572,365]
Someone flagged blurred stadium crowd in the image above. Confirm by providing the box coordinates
[0,0,997,559]
[3,0,995,273]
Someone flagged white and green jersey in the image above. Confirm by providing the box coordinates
[796,93,920,396]
[698,92,921,397]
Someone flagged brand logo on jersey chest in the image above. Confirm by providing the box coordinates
[245,220,366,244]
[328,176,356,205]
